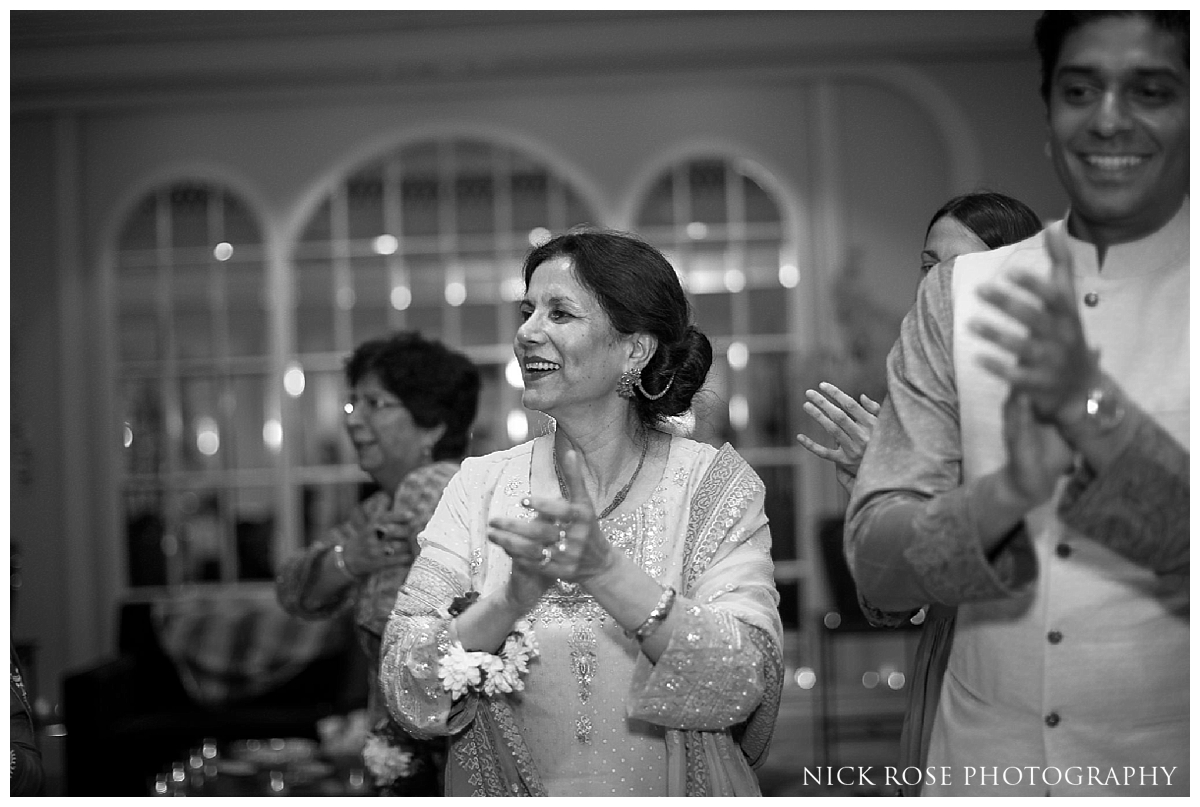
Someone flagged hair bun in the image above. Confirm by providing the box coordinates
[642,324,711,420]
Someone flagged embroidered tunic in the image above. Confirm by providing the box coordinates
[381,433,783,796]
[846,203,1189,795]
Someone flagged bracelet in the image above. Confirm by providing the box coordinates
[331,544,361,581]
[437,619,540,700]
[631,586,677,642]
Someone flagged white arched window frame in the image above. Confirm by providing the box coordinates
[280,136,603,552]
[112,179,277,591]
[628,151,810,634]
[108,141,605,592]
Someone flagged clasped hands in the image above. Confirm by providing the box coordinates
[969,227,1094,503]
[487,447,617,607]
[335,495,418,578]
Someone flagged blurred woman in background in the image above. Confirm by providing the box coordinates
[796,190,1043,796]
[277,331,480,795]
[798,191,1043,490]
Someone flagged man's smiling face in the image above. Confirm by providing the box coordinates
[1047,15,1189,243]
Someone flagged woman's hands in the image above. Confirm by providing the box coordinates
[336,496,416,579]
[482,445,674,660]
[487,446,618,608]
[796,382,881,478]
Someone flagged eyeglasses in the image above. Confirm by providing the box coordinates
[344,394,405,416]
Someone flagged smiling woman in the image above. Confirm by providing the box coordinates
[381,229,783,796]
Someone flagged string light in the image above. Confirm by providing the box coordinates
[778,263,799,288]
[196,416,219,456]
[727,341,748,370]
[506,409,528,443]
[283,362,305,397]
[390,285,411,310]
[373,234,398,255]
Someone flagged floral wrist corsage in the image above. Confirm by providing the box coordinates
[437,618,539,699]
[362,719,418,788]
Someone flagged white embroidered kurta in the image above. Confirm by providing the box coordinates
[381,433,783,796]
[847,201,1189,796]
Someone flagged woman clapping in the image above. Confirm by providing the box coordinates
[382,230,782,796]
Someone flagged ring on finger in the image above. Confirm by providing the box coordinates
[539,545,554,567]
[556,528,569,554]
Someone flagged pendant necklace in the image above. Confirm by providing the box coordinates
[553,436,649,519]
[550,433,649,744]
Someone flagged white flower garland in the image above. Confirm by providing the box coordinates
[437,618,539,699]
[362,733,415,787]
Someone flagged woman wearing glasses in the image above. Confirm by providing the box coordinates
[276,331,480,795]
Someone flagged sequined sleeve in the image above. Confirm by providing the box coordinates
[627,597,773,730]
[845,263,1037,619]
[627,454,782,732]
[1057,404,1189,576]
[381,469,478,740]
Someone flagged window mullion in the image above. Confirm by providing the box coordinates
[330,185,353,353]
[156,189,186,587]
[726,162,749,336]
[383,155,407,331]
[438,142,461,346]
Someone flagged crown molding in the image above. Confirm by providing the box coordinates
[12,10,1042,113]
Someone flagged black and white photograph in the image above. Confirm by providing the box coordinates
[9,8,1189,797]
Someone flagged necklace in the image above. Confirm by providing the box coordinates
[553,436,649,519]
[547,434,649,745]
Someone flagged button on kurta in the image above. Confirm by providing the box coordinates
[1083,292,1099,307]
[1045,712,1061,728]
[1047,630,1063,645]
[1055,543,1072,558]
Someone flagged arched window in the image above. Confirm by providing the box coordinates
[288,138,599,549]
[113,144,601,591]
[633,156,805,630]
[115,181,272,587]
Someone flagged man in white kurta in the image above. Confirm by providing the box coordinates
[845,11,1189,796]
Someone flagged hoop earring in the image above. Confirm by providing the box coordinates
[635,373,674,401]
[617,368,639,399]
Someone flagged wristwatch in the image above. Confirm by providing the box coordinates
[1073,376,1125,434]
